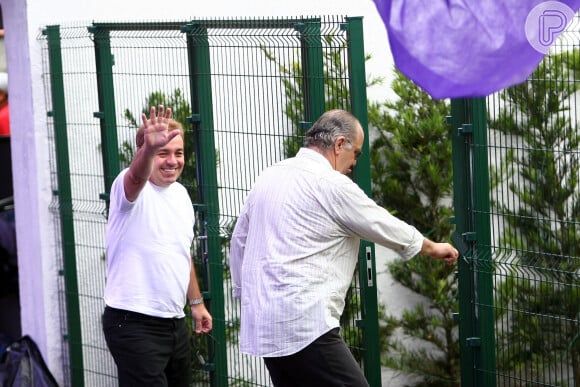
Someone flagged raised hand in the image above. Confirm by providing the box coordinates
[124,105,181,201]
[140,105,179,152]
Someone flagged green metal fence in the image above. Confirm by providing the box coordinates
[40,13,580,387]
[451,15,580,386]
[39,16,380,387]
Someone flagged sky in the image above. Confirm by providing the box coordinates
[40,0,397,102]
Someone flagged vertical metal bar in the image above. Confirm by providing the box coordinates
[88,24,120,206]
[450,98,477,387]
[182,22,229,387]
[346,16,381,387]
[471,98,497,387]
[297,19,325,122]
[42,25,85,387]
[451,98,497,387]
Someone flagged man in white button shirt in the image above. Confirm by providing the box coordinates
[230,109,459,386]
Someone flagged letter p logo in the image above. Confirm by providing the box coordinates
[539,10,567,46]
[525,1,574,54]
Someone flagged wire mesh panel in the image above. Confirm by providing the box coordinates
[454,13,580,386]
[188,18,361,386]
[40,23,117,387]
[486,34,580,386]
[39,16,374,387]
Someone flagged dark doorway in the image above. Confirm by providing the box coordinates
[0,4,20,354]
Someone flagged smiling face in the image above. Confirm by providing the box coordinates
[148,134,185,187]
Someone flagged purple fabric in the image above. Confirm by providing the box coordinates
[372,0,580,99]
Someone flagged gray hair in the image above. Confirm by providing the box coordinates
[304,109,360,150]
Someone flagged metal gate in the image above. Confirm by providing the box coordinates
[451,17,580,386]
[40,16,380,386]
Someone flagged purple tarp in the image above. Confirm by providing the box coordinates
[372,0,580,99]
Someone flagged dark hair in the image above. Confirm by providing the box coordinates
[304,109,360,150]
[136,119,184,148]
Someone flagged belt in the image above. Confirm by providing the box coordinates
[104,305,183,321]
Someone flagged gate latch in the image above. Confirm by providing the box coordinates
[366,246,373,287]
[466,337,481,347]
[458,123,473,135]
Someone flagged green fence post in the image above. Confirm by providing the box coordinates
[42,25,85,387]
[471,98,496,387]
[182,22,229,387]
[451,98,477,387]
[296,19,325,122]
[346,16,381,387]
[88,24,120,199]
[451,98,496,387]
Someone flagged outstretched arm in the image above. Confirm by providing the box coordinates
[123,105,179,202]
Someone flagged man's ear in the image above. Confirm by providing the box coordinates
[335,136,346,152]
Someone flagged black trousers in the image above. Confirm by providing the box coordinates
[102,306,191,387]
[263,328,370,387]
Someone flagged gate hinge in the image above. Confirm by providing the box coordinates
[466,337,481,347]
[458,123,473,135]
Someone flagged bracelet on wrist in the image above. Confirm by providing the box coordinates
[189,298,204,306]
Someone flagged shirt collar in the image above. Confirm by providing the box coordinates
[296,147,333,170]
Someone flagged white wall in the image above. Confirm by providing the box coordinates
[1,0,64,381]
[0,0,396,384]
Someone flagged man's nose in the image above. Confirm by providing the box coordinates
[167,153,177,164]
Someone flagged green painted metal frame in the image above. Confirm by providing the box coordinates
[297,20,326,121]
[178,17,379,386]
[470,98,496,387]
[346,17,381,387]
[181,22,229,387]
[41,25,85,387]
[450,98,497,387]
[49,17,377,386]
[88,25,121,198]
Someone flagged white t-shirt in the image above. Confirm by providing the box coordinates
[104,169,195,318]
[230,148,424,357]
